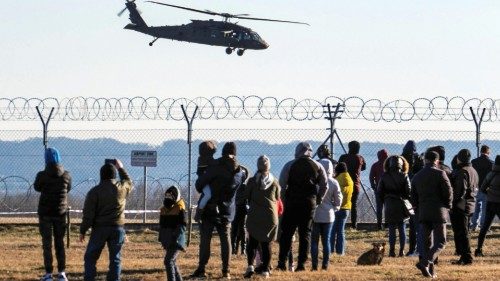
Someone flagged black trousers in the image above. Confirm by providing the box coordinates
[477,202,500,250]
[351,189,360,227]
[231,205,247,254]
[39,215,66,273]
[450,209,472,262]
[198,219,231,273]
[278,200,315,267]
[408,214,418,253]
[247,236,271,271]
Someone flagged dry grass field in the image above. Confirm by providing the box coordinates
[0,225,499,281]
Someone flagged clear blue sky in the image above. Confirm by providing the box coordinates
[1,0,499,100]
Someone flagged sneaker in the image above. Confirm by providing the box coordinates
[429,263,437,279]
[40,273,53,281]
[294,264,306,272]
[57,272,68,281]
[189,268,207,279]
[275,263,287,271]
[474,248,484,257]
[399,250,405,257]
[260,271,270,278]
[243,265,254,279]
[415,262,432,278]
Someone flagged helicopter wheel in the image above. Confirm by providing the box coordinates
[225,47,233,55]
[237,49,245,56]
[149,42,153,46]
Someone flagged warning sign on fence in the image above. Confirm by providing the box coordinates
[131,150,157,167]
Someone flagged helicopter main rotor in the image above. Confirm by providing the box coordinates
[146,1,309,25]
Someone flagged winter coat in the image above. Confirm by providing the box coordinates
[159,199,187,251]
[80,168,133,234]
[411,164,453,223]
[451,163,479,215]
[471,154,494,187]
[34,164,72,217]
[196,156,248,224]
[245,173,280,242]
[335,172,354,210]
[401,141,423,179]
[314,177,342,223]
[338,153,366,193]
[369,149,388,190]
[481,164,500,203]
[377,171,411,224]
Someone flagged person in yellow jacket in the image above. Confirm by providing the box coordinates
[330,162,354,255]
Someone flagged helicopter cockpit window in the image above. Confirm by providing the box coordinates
[251,32,261,41]
[243,32,251,40]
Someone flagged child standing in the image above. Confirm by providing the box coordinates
[159,186,187,281]
[194,140,217,221]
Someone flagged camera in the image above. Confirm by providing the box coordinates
[105,158,117,165]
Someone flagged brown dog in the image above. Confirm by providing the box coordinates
[357,242,386,265]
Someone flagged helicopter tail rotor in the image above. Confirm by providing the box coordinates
[117,0,141,17]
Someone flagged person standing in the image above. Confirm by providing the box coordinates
[243,155,280,278]
[79,159,133,281]
[338,141,366,229]
[231,177,248,256]
[369,149,389,230]
[470,145,494,231]
[316,144,338,170]
[330,162,353,255]
[411,151,453,278]
[475,155,500,257]
[159,186,187,281]
[191,142,248,279]
[311,159,342,270]
[449,149,478,265]
[377,155,411,257]
[34,148,72,281]
[277,142,328,271]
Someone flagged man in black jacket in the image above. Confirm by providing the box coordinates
[34,147,72,281]
[411,150,453,278]
[450,149,479,265]
[191,142,248,279]
[470,145,494,231]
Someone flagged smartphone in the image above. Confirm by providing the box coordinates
[105,158,117,165]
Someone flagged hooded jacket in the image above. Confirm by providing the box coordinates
[338,142,366,193]
[314,159,343,223]
[481,164,500,203]
[159,186,187,251]
[451,163,479,214]
[34,163,72,217]
[401,141,423,178]
[369,149,388,190]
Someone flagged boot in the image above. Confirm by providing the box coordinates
[389,248,396,257]
[474,248,484,257]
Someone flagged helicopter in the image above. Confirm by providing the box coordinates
[118,0,309,56]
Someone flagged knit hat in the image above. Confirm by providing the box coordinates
[222,142,237,156]
[100,163,117,181]
[257,155,271,172]
[495,155,500,166]
[457,149,471,164]
[348,141,361,154]
[44,147,61,165]
[295,142,313,158]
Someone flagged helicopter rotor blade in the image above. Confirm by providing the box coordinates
[147,1,219,16]
[232,15,309,25]
[117,7,127,17]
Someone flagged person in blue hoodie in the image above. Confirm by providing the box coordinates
[34,148,72,281]
[159,186,187,281]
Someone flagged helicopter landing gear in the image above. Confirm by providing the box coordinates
[237,49,245,56]
[149,37,159,46]
[225,47,233,55]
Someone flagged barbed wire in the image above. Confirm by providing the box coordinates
[0,96,498,122]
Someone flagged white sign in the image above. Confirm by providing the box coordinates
[131,150,157,167]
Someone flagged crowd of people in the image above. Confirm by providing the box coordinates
[32,141,499,280]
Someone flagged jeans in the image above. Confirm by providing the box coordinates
[450,210,472,262]
[39,215,66,273]
[477,202,500,250]
[311,222,333,268]
[351,190,359,227]
[198,219,231,273]
[470,191,487,229]
[388,222,406,254]
[419,222,446,266]
[164,248,182,281]
[330,209,349,255]
[84,226,126,281]
[246,235,271,271]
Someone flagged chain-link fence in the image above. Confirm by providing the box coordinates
[1,125,498,224]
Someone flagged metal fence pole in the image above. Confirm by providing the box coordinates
[35,106,55,149]
[470,107,486,158]
[143,166,147,224]
[181,104,198,247]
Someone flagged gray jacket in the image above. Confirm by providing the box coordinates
[313,177,342,223]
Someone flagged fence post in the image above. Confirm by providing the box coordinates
[35,106,55,149]
[469,107,486,157]
[181,104,198,247]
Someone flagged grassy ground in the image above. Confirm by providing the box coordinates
[0,225,499,280]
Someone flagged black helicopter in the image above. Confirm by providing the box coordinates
[118,0,309,56]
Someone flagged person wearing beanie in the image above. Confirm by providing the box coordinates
[192,141,248,279]
[475,155,500,257]
[411,150,453,278]
[34,147,72,281]
[338,140,366,229]
[369,149,389,230]
[159,186,187,281]
[80,159,133,281]
[450,148,479,265]
[311,159,342,270]
[243,155,280,278]
[471,145,494,231]
[277,142,328,271]
[331,162,353,255]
